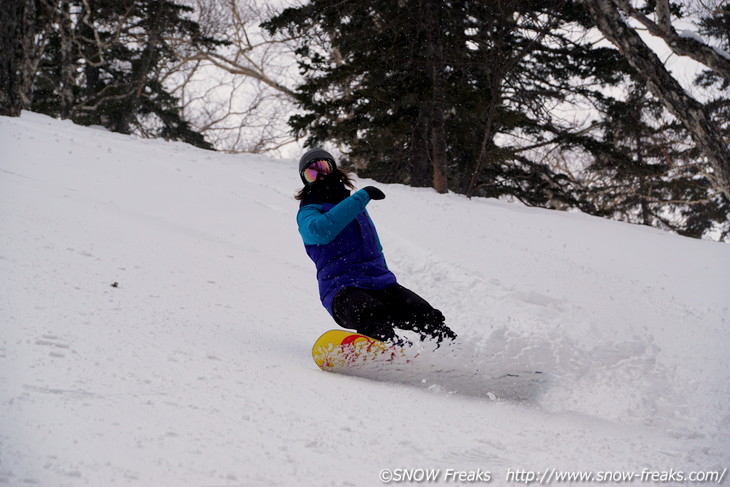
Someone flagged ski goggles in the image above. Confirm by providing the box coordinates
[301,159,334,184]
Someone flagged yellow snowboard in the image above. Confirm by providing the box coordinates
[312,329,400,371]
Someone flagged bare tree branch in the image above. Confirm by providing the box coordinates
[161,0,301,154]
[185,51,296,97]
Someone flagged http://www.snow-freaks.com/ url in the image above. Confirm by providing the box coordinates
[378,467,727,484]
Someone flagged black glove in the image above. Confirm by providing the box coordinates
[363,186,386,201]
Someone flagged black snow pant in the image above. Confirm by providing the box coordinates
[331,284,455,342]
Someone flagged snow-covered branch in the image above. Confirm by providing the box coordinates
[613,0,730,82]
[581,0,730,201]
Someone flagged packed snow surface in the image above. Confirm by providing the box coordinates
[1,112,728,486]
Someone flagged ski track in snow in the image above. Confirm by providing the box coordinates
[0,112,729,486]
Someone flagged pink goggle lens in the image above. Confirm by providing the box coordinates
[302,159,334,184]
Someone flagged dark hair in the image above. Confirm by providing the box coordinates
[294,169,356,201]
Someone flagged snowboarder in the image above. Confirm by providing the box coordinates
[296,148,456,344]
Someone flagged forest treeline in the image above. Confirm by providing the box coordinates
[1,0,728,240]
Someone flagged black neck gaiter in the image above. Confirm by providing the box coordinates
[301,173,351,207]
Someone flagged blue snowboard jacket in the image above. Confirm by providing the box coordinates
[297,189,397,316]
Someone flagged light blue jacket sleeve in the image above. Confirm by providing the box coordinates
[297,189,372,245]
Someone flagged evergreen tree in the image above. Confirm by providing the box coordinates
[688,3,730,239]
[586,84,715,234]
[266,0,727,239]
[695,3,730,134]
[264,0,630,207]
[0,0,23,116]
[29,0,222,149]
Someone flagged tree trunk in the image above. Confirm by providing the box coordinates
[429,23,448,194]
[581,0,730,201]
[614,0,730,83]
[467,81,501,198]
[409,111,433,187]
[59,0,74,119]
[431,114,448,193]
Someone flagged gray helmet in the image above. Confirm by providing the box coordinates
[298,148,336,174]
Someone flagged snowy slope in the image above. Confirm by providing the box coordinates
[1,112,728,486]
